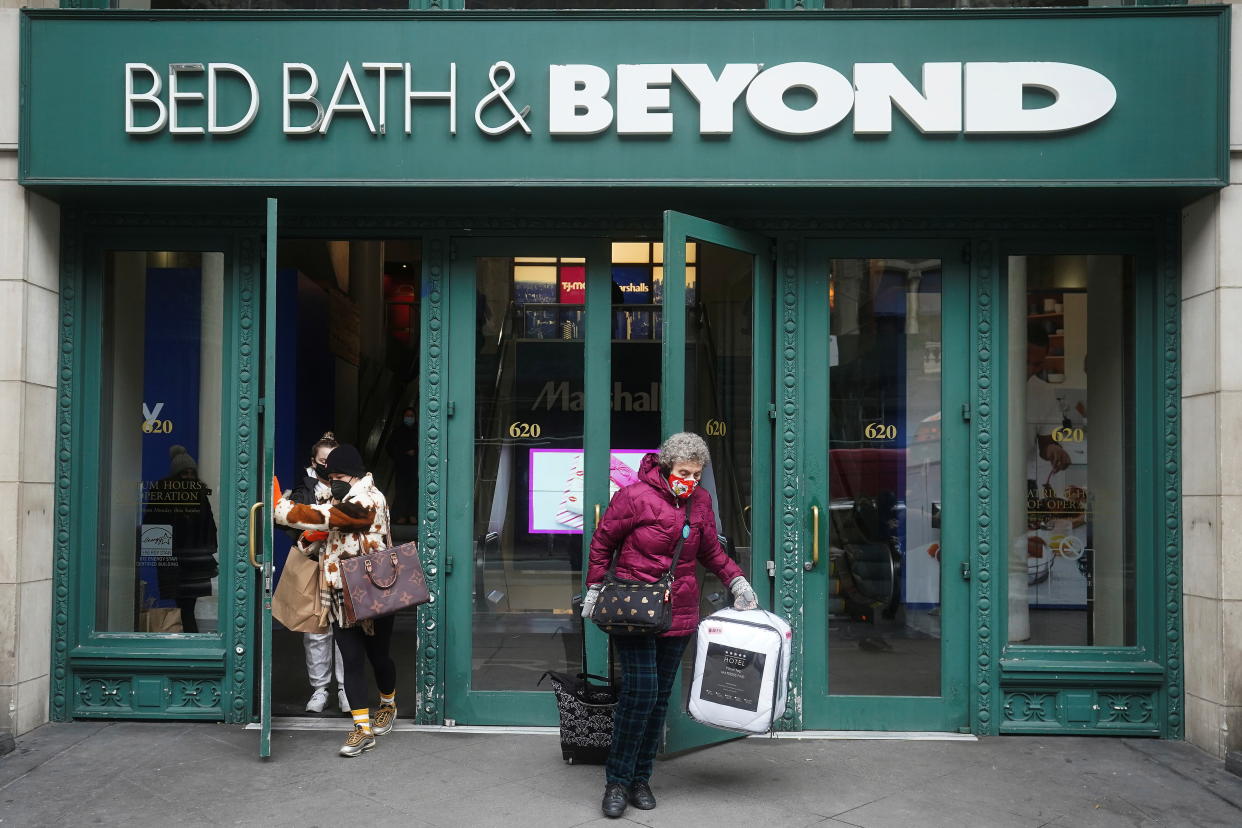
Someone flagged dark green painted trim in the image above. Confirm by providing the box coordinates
[661,212,776,751]
[50,210,83,722]
[581,234,613,682]
[230,230,260,724]
[1158,213,1184,739]
[443,236,608,727]
[31,6,1214,20]
[972,237,1003,735]
[416,233,448,725]
[992,226,1178,737]
[21,8,1230,190]
[52,214,260,723]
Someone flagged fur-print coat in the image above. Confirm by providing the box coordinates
[274,473,390,629]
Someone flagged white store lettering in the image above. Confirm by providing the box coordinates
[125,60,1117,138]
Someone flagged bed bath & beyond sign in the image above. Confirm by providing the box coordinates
[124,60,1118,139]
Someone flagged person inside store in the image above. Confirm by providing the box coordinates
[581,432,759,819]
[1026,322,1073,563]
[1026,322,1072,478]
[282,432,349,715]
[385,406,419,524]
[275,444,398,757]
[143,445,218,633]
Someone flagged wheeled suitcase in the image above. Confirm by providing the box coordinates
[539,595,618,764]
[688,607,792,734]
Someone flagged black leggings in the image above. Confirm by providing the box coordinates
[332,615,397,711]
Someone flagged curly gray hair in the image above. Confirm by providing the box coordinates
[657,432,711,469]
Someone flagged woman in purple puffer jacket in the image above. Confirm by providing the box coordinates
[582,432,759,820]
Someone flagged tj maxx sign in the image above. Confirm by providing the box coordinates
[124,60,1118,139]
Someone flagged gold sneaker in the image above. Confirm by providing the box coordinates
[373,705,397,736]
[339,726,376,757]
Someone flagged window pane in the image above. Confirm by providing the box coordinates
[827,257,943,696]
[1007,255,1136,647]
[473,255,586,690]
[98,251,224,634]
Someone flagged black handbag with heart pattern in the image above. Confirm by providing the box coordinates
[592,514,690,635]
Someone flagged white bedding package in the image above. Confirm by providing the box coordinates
[688,607,792,734]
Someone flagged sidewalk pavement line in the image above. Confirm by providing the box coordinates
[760,730,978,741]
[246,718,561,734]
[245,720,975,741]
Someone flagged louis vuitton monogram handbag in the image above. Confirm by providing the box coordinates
[592,516,690,635]
[339,537,430,625]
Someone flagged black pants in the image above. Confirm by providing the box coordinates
[332,615,397,711]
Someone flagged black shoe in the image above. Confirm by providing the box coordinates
[628,781,657,810]
[601,783,628,818]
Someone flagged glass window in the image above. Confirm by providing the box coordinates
[826,257,943,696]
[472,253,590,690]
[1006,255,1136,647]
[98,251,225,635]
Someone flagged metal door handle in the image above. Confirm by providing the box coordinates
[594,504,601,529]
[248,501,264,568]
[805,505,820,571]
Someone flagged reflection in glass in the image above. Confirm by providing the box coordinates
[98,251,224,634]
[827,258,942,697]
[472,256,587,690]
[1007,256,1135,647]
[685,240,754,610]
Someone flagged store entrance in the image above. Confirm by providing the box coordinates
[798,240,971,732]
[265,236,423,719]
[442,224,774,735]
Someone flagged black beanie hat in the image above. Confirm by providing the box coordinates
[325,444,366,478]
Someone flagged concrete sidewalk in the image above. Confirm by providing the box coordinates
[3,723,1242,827]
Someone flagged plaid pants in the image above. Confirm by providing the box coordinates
[606,634,691,786]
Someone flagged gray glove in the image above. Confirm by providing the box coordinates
[581,585,602,618]
[729,576,759,610]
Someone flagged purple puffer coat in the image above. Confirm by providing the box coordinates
[587,453,744,637]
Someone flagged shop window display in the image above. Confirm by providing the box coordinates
[98,251,225,635]
[1006,255,1136,647]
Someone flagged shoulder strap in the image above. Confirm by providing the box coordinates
[666,509,691,578]
[605,507,692,580]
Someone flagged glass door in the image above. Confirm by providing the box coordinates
[661,212,774,753]
[801,241,970,732]
[444,238,612,725]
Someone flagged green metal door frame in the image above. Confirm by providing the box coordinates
[443,235,611,726]
[660,211,776,753]
[49,218,261,724]
[798,238,972,732]
[46,208,1181,740]
[256,197,278,756]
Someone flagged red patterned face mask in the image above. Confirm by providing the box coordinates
[668,473,698,499]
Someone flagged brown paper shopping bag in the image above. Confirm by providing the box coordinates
[273,547,328,634]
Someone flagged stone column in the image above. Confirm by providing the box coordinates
[0,3,61,750]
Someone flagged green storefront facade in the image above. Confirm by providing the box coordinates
[20,6,1228,751]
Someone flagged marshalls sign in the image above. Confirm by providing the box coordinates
[20,10,1228,186]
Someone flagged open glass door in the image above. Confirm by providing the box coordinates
[661,212,774,754]
[800,240,970,732]
[255,197,278,757]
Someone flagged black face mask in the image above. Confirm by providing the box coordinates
[313,464,329,480]
[330,480,352,501]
